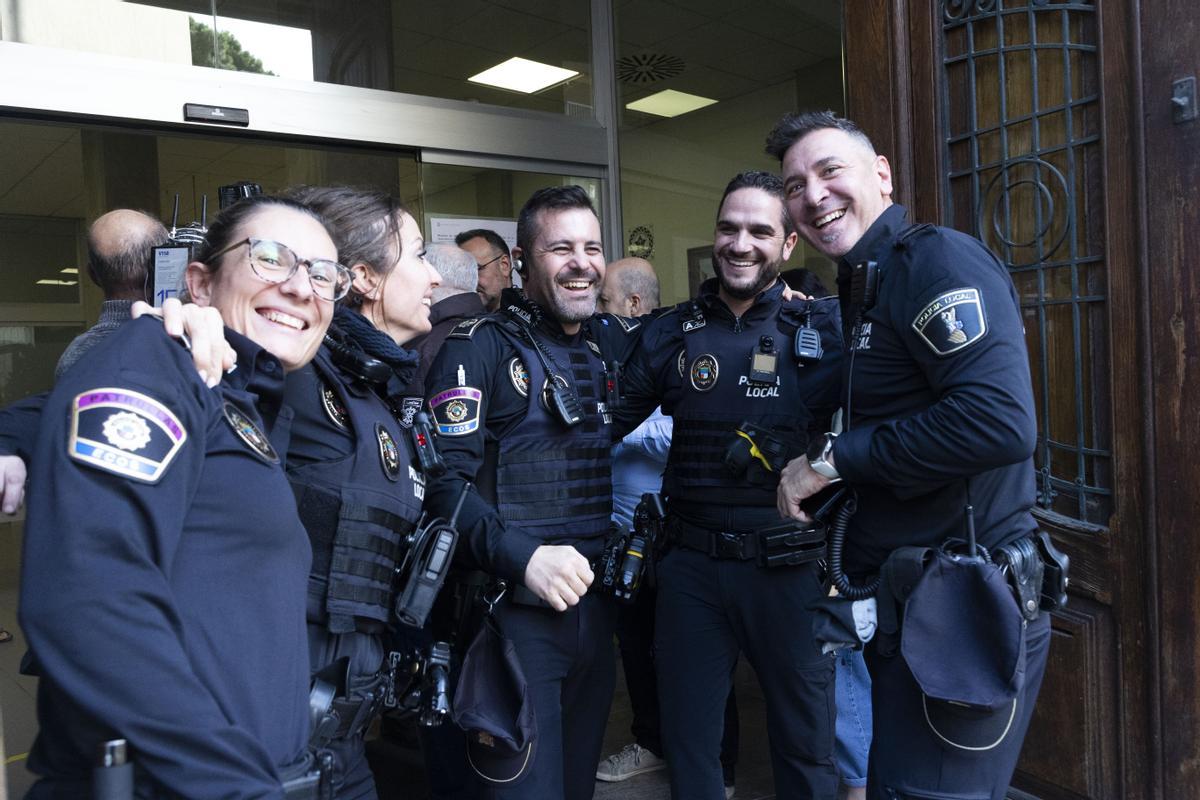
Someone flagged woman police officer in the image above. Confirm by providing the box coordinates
[278,186,441,799]
[18,195,348,798]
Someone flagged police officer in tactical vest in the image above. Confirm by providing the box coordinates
[771,111,1057,800]
[423,186,638,800]
[617,171,844,800]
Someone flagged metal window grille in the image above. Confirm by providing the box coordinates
[941,0,1111,526]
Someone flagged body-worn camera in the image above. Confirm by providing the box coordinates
[410,410,447,478]
[600,493,666,603]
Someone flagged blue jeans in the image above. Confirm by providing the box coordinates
[835,648,872,788]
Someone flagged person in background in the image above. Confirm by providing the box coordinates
[408,242,487,393]
[56,209,168,379]
[455,228,513,312]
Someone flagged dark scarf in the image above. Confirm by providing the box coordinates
[332,305,420,388]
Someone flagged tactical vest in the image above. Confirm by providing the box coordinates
[491,320,614,541]
[665,299,838,508]
[289,347,425,634]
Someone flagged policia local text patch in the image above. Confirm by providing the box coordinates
[912,287,987,356]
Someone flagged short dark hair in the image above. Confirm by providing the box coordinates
[780,267,831,298]
[86,210,168,297]
[717,170,795,236]
[284,186,406,306]
[194,195,327,274]
[516,185,597,263]
[764,110,877,162]
[455,228,509,260]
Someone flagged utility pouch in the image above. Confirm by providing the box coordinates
[758,520,826,568]
[1036,530,1070,611]
[994,536,1044,622]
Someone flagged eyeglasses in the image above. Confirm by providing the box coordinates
[209,238,351,302]
[475,253,505,271]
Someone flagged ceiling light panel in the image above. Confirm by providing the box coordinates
[468,57,580,94]
[625,89,717,118]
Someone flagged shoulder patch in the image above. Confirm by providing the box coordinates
[430,386,483,436]
[320,380,349,429]
[448,317,488,339]
[395,396,423,429]
[912,287,987,356]
[69,388,187,483]
[610,314,641,333]
[223,402,279,463]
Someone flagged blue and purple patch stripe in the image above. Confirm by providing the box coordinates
[69,388,187,483]
[430,386,483,436]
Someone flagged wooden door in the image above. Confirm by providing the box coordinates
[843,1,1157,798]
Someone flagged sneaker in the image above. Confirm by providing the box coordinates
[595,743,666,781]
[724,784,736,799]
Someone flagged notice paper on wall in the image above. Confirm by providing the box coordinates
[152,245,190,307]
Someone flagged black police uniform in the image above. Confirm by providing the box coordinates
[422,288,634,800]
[617,278,843,800]
[831,204,1051,800]
[284,311,427,800]
[18,316,312,799]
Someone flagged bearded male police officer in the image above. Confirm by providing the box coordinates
[616,171,843,800]
[423,186,637,800]
[770,111,1051,800]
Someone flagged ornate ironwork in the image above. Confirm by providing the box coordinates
[941,0,1111,526]
[944,0,999,23]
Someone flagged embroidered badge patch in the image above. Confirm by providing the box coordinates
[376,423,401,481]
[430,386,482,436]
[320,381,348,429]
[507,357,530,397]
[912,287,988,356]
[69,388,187,483]
[689,354,719,391]
[223,402,279,463]
[396,396,422,429]
[677,348,687,378]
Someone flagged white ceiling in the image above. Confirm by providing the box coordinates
[0,1,842,252]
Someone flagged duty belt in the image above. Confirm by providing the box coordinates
[669,518,826,568]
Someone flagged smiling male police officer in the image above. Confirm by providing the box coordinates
[423,186,637,800]
[769,111,1051,800]
[617,171,843,800]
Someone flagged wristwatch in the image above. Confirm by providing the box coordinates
[806,432,841,482]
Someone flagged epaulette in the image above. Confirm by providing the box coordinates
[675,300,706,333]
[896,223,936,249]
[594,313,641,333]
[447,317,490,339]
